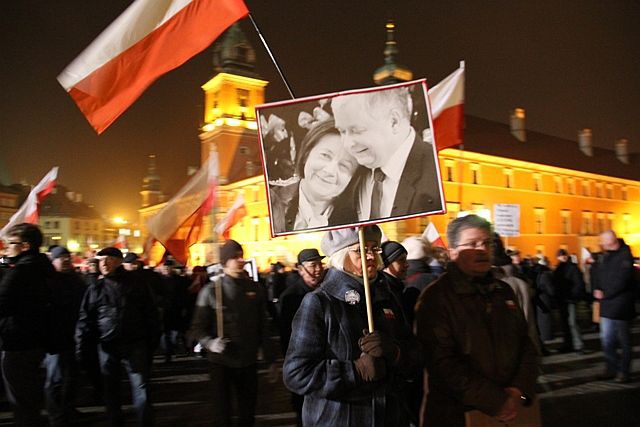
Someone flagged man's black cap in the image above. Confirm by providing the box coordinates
[381,241,408,268]
[123,252,139,263]
[557,248,568,257]
[97,247,123,259]
[298,248,325,265]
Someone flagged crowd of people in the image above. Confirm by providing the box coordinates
[0,219,637,426]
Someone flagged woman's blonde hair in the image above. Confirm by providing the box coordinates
[326,245,383,275]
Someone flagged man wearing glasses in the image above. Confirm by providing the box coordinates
[415,215,538,427]
[0,223,55,426]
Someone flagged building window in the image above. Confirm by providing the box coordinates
[470,163,480,185]
[623,213,630,234]
[554,176,562,193]
[581,211,593,235]
[596,183,603,198]
[446,202,460,222]
[53,221,59,229]
[534,207,545,234]
[560,209,571,234]
[568,178,575,195]
[606,213,614,231]
[596,212,605,234]
[622,187,628,200]
[239,145,250,156]
[504,168,513,188]
[533,173,542,192]
[582,181,590,197]
[252,217,259,241]
[606,184,613,199]
[444,159,455,182]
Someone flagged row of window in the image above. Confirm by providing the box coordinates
[442,161,630,200]
[42,220,100,231]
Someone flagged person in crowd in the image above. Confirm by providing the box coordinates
[415,215,538,426]
[401,236,437,326]
[380,240,409,296]
[591,230,636,383]
[278,248,325,426]
[532,255,555,345]
[492,235,541,355]
[270,118,359,233]
[158,260,189,363]
[84,257,100,285]
[190,240,277,427]
[283,226,421,426]
[45,246,87,426]
[76,247,159,426]
[0,223,54,426]
[266,261,287,322]
[553,248,587,354]
[332,87,443,221]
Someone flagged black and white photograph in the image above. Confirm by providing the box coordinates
[257,80,446,236]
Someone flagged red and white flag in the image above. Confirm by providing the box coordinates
[215,193,247,239]
[422,222,447,249]
[146,153,218,265]
[58,0,249,134]
[0,167,58,238]
[428,62,465,151]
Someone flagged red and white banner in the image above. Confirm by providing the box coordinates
[215,193,247,240]
[146,153,218,265]
[422,222,447,249]
[0,167,58,238]
[58,0,249,134]
[428,62,465,151]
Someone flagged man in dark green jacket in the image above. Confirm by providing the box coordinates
[415,215,538,427]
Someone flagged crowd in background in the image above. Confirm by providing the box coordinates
[0,221,637,426]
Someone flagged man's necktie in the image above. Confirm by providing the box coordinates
[370,168,386,218]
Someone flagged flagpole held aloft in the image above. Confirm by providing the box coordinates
[358,227,375,333]
[248,13,296,99]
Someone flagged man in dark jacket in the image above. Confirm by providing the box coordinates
[190,240,277,427]
[0,223,54,426]
[415,215,538,427]
[401,236,438,326]
[76,247,159,426]
[277,248,325,426]
[592,230,636,383]
[45,246,87,426]
[552,248,586,354]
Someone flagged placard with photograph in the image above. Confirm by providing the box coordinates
[256,79,446,236]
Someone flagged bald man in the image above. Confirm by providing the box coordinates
[591,230,636,383]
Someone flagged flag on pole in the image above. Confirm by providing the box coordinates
[146,154,219,265]
[58,0,249,134]
[422,222,447,249]
[0,167,58,238]
[215,193,247,240]
[428,61,465,151]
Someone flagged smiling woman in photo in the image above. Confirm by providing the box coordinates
[270,118,358,233]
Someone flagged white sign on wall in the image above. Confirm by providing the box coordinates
[493,204,520,237]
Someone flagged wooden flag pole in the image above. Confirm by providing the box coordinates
[215,276,224,337]
[358,227,375,332]
[248,13,297,99]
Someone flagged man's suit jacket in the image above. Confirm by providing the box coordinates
[343,133,444,221]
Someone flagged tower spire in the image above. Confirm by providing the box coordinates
[373,20,413,85]
[140,154,162,207]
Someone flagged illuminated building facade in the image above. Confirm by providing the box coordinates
[0,185,21,229]
[141,23,640,268]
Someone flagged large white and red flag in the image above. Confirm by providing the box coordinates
[422,222,447,249]
[428,62,465,151]
[58,0,249,134]
[215,193,247,240]
[146,154,219,265]
[0,167,58,239]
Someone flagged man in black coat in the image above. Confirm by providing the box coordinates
[76,247,160,426]
[277,248,325,426]
[592,231,636,383]
[552,249,586,354]
[0,223,54,426]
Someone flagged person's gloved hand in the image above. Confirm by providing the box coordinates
[358,330,399,363]
[353,353,386,382]
[207,337,230,353]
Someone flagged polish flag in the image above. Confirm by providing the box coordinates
[58,0,249,134]
[146,153,219,265]
[428,62,465,151]
[422,222,447,249]
[0,167,58,238]
[215,193,247,239]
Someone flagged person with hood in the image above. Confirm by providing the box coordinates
[414,215,538,427]
[283,225,421,426]
[591,230,636,383]
[0,223,54,426]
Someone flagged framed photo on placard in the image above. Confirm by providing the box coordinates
[256,79,445,237]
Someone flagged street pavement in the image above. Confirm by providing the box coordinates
[1,325,638,426]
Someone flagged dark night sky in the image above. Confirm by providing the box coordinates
[2,1,639,220]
